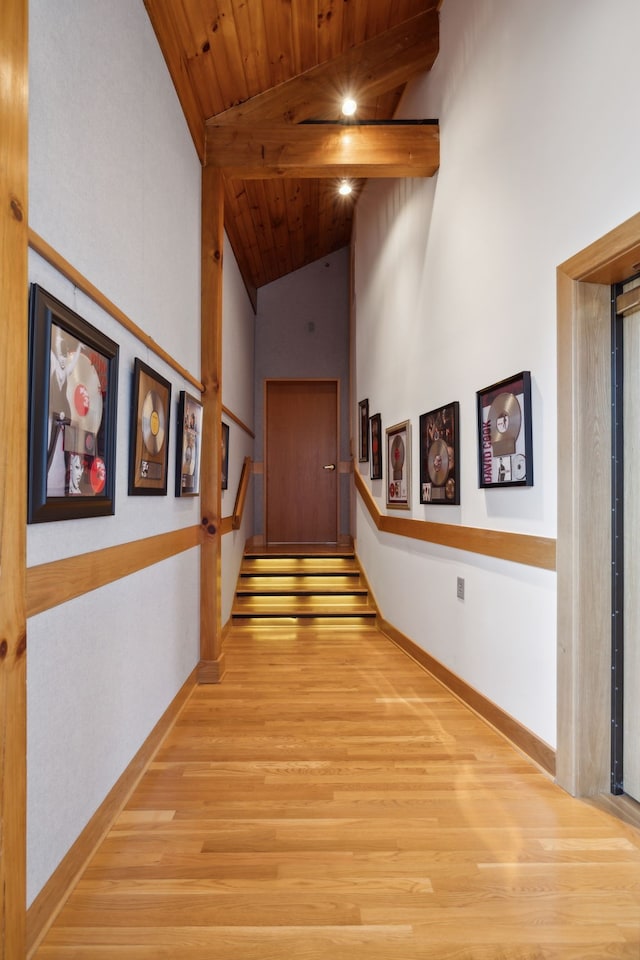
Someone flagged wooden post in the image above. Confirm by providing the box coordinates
[0,0,28,956]
[199,165,226,682]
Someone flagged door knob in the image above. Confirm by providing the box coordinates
[323,463,336,471]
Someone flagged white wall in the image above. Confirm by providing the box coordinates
[27,0,202,904]
[354,0,640,750]
[221,235,256,623]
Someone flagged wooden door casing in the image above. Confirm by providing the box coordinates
[266,380,338,544]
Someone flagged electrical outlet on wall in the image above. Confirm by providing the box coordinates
[456,576,465,600]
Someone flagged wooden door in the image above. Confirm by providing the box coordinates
[266,380,338,544]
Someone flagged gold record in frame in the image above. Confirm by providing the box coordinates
[419,402,460,506]
[175,390,203,497]
[129,358,172,495]
[141,390,166,455]
[477,371,533,488]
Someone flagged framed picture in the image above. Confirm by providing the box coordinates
[27,283,119,523]
[477,371,533,488]
[358,398,369,462]
[129,358,171,495]
[221,422,229,490]
[419,401,460,505]
[175,391,203,497]
[386,420,411,509]
[370,413,382,480]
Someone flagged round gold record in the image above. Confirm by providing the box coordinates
[488,392,521,444]
[66,353,103,435]
[141,390,165,455]
[182,437,195,475]
[427,438,449,486]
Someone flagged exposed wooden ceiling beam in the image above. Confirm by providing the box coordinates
[206,122,439,179]
[206,9,440,127]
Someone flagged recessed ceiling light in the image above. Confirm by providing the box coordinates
[341,97,357,117]
[338,180,353,196]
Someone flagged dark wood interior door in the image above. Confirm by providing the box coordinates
[266,380,338,544]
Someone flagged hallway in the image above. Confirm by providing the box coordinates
[33,623,640,959]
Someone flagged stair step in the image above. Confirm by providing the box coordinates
[241,557,358,576]
[233,548,374,623]
[237,576,366,595]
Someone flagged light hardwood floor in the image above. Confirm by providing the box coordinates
[34,622,640,959]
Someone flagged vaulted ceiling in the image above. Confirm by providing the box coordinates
[144,0,441,306]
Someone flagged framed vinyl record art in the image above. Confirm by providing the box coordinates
[221,421,229,490]
[129,358,171,495]
[386,420,411,509]
[477,371,533,488]
[175,391,203,497]
[370,412,382,480]
[358,398,369,462]
[419,401,460,504]
[27,283,119,523]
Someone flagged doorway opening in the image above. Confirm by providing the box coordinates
[611,274,640,803]
[557,211,640,804]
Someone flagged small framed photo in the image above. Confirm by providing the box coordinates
[477,371,533,488]
[175,391,203,497]
[386,420,411,509]
[419,401,460,505]
[129,358,171,495]
[221,422,230,490]
[370,413,382,480]
[358,398,369,462]
[27,284,119,523]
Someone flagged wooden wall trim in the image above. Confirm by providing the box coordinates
[26,526,201,618]
[28,229,204,394]
[26,667,198,958]
[222,404,255,439]
[378,615,556,777]
[354,469,556,571]
[0,1,28,956]
[220,515,234,535]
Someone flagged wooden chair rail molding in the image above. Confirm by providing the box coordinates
[222,405,255,438]
[26,526,201,618]
[354,469,556,571]
[28,229,204,394]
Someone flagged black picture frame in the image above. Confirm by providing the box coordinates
[175,391,203,497]
[27,283,119,523]
[386,419,411,509]
[477,371,533,488]
[419,401,460,505]
[358,398,369,462]
[370,413,382,480]
[221,422,229,490]
[128,358,171,495]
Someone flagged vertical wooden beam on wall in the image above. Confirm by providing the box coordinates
[199,165,226,682]
[0,0,28,956]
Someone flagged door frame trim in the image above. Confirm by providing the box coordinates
[264,378,340,544]
[557,211,640,796]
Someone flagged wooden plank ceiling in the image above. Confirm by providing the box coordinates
[144,0,441,304]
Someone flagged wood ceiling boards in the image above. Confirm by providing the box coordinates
[144,0,441,302]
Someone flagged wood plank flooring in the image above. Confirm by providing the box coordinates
[33,622,640,959]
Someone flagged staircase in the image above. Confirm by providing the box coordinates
[231,546,377,625]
